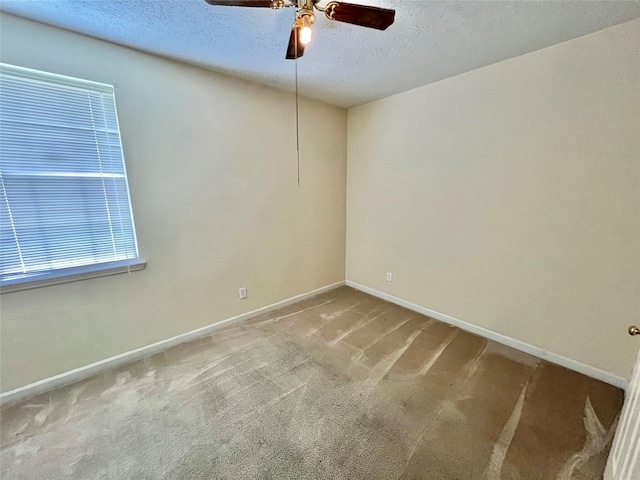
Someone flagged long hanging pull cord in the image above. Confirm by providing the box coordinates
[294,9,300,186]
[295,55,300,186]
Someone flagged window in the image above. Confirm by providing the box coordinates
[0,63,143,292]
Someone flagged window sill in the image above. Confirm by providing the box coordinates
[0,258,146,294]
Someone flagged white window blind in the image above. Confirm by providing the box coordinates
[0,63,140,289]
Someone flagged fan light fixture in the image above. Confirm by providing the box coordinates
[296,9,315,45]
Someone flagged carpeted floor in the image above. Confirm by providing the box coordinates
[0,286,623,479]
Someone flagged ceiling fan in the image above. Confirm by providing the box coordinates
[204,0,396,59]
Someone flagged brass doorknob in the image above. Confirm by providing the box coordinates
[630,325,640,336]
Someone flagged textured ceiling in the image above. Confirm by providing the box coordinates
[2,0,639,108]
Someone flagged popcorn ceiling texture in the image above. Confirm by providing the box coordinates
[1,287,623,479]
[1,0,639,107]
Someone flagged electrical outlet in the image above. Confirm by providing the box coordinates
[239,287,247,299]
[386,272,393,282]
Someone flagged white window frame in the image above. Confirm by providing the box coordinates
[0,64,144,293]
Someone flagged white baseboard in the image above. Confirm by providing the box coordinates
[0,281,345,405]
[346,280,627,391]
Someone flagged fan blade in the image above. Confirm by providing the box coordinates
[204,0,275,7]
[325,2,395,30]
[286,27,305,60]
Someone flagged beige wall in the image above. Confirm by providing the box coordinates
[347,20,640,379]
[0,14,347,392]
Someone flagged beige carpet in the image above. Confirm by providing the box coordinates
[0,287,623,479]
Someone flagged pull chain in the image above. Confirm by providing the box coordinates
[295,56,300,186]
[294,9,300,186]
